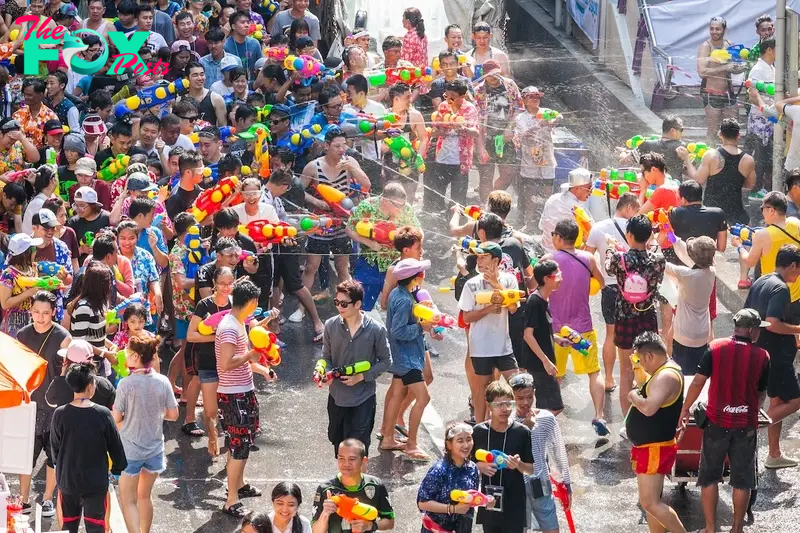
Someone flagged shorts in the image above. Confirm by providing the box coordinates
[601,285,619,325]
[767,360,800,401]
[471,354,518,376]
[671,341,708,375]
[554,329,600,377]
[305,235,353,258]
[218,390,259,460]
[631,439,677,475]
[527,477,559,532]
[198,369,219,384]
[477,134,518,165]
[184,346,198,376]
[174,319,189,341]
[520,166,556,182]
[614,310,658,350]
[272,250,304,293]
[531,371,564,412]
[702,90,735,109]
[697,421,757,490]
[122,453,166,476]
[33,431,54,469]
[393,368,425,386]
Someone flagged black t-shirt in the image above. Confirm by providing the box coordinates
[744,273,795,365]
[522,293,555,373]
[57,165,76,185]
[638,138,685,180]
[66,211,112,263]
[166,186,201,222]
[471,421,533,530]
[45,375,116,410]
[311,474,395,533]
[670,204,727,241]
[188,296,231,371]
[498,236,530,291]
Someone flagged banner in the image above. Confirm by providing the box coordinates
[568,0,602,49]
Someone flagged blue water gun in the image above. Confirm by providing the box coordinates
[113,79,190,118]
[184,225,209,279]
[106,293,145,325]
[475,449,511,469]
[37,261,64,277]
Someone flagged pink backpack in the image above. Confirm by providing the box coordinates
[619,254,651,305]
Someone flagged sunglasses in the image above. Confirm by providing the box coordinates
[179,115,198,122]
[333,298,353,308]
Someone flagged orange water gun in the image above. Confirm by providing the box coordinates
[330,494,378,522]
[188,176,240,222]
[464,205,482,220]
[315,183,354,218]
[647,208,676,244]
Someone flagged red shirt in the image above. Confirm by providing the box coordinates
[648,184,680,248]
[699,336,770,428]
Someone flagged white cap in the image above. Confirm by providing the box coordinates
[568,167,592,187]
[57,339,95,363]
[8,233,43,257]
[75,186,101,205]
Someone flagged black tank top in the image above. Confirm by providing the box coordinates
[626,363,684,446]
[197,90,217,127]
[704,148,748,224]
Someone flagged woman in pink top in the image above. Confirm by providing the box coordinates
[401,8,428,68]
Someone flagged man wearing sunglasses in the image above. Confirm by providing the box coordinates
[620,115,689,182]
[538,167,594,254]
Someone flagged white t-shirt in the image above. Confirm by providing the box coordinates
[457,272,517,357]
[147,32,168,52]
[210,80,234,97]
[268,512,312,533]
[538,190,592,253]
[664,239,715,348]
[231,203,279,225]
[785,105,800,170]
[163,134,197,160]
[747,58,776,118]
[343,100,386,160]
[586,217,629,285]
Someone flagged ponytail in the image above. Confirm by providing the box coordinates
[404,8,425,39]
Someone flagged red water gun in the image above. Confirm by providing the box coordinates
[354,220,397,245]
[464,205,482,220]
[249,326,281,366]
[421,515,451,533]
[647,207,676,244]
[239,220,298,246]
[188,176,240,222]
[551,475,576,533]
[315,183,354,218]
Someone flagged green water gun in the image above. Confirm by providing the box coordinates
[112,350,129,379]
[494,134,504,159]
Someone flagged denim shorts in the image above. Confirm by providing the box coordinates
[174,319,189,340]
[526,477,559,531]
[198,369,219,384]
[122,453,165,476]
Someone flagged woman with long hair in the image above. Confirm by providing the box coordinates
[0,233,44,337]
[65,261,117,373]
[116,220,163,333]
[286,18,321,60]
[417,422,480,533]
[400,7,428,68]
[270,482,311,533]
[113,335,179,533]
[42,197,80,273]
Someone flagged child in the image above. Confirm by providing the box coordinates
[112,303,151,351]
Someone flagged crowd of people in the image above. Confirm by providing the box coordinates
[0,2,798,533]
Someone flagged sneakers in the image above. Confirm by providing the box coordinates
[764,454,799,469]
[592,418,610,437]
[41,500,55,517]
[21,501,32,514]
[619,426,629,441]
[288,307,305,323]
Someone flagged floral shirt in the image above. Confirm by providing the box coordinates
[39,239,74,322]
[434,100,480,175]
[0,141,30,174]
[401,30,428,68]
[417,458,479,532]
[347,196,419,272]
[474,76,523,133]
[0,265,37,337]
[129,246,159,325]
[168,243,193,320]
[110,177,126,206]
[605,248,666,320]
[514,110,556,170]
[13,105,58,149]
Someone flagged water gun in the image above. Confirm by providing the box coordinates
[761,105,780,124]
[314,360,372,386]
[313,359,327,386]
[559,326,591,356]
[188,176,240,222]
[686,142,709,160]
[647,208,676,243]
[536,108,561,121]
[81,231,95,248]
[366,66,433,87]
[475,449,510,469]
[239,249,257,263]
[59,180,76,202]
[183,225,209,279]
[573,205,593,244]
[599,168,638,182]
[197,309,230,335]
[431,54,469,71]
[315,183,354,218]
[288,124,323,153]
[111,350,129,380]
[384,135,426,175]
[113,79,190,118]
[248,22,264,40]
[591,179,640,199]
[431,103,466,127]
[355,220,397,245]
[457,237,479,251]
[97,154,131,182]
[494,134,505,158]
[421,515,452,533]
[255,105,273,123]
[342,112,400,136]
[625,134,660,149]
[710,44,750,64]
[450,489,492,507]
[412,303,457,330]
[37,261,64,277]
[18,276,63,290]
[631,354,649,386]
[249,326,281,366]
[474,289,526,307]
[463,205,482,220]
[285,215,340,235]
[239,220,298,245]
[261,0,280,18]
[284,54,323,78]
[550,476,576,533]
[4,169,33,182]
[330,495,378,522]
[264,46,288,62]
[438,276,457,293]
[729,223,762,246]
[745,80,776,96]
[105,293,145,325]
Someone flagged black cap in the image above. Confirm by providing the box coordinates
[0,118,21,132]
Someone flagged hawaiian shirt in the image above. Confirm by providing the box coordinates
[168,242,193,320]
[347,196,419,272]
[0,141,30,174]
[41,239,74,322]
[474,76,523,133]
[605,247,666,320]
[0,265,36,338]
[417,458,479,532]
[130,246,159,325]
[514,110,556,168]
[401,30,428,69]
[13,105,58,149]
[434,100,479,175]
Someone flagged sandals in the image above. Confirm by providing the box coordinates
[181,422,205,437]
[738,279,753,289]
[403,449,431,462]
[376,432,408,443]
[221,502,249,518]
[225,484,262,498]
[379,442,406,452]
[394,424,409,437]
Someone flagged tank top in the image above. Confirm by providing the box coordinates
[703,148,747,223]
[197,90,217,126]
[310,159,349,241]
[549,249,593,333]
[760,219,800,301]
[626,363,684,446]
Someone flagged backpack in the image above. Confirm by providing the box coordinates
[619,253,651,305]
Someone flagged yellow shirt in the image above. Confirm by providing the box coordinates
[760,219,800,301]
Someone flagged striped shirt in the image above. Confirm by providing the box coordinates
[519,410,571,485]
[309,158,349,241]
[214,313,254,394]
[69,299,108,373]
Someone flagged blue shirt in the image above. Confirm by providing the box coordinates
[130,247,159,325]
[223,36,263,78]
[200,53,243,89]
[386,285,425,375]
[136,226,167,273]
[417,458,479,532]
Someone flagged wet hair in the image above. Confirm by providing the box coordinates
[776,244,800,269]
[388,82,410,104]
[336,279,364,303]
[393,226,423,253]
[640,152,666,173]
[632,331,667,357]
[786,169,800,191]
[485,380,513,404]
[763,191,788,214]
[627,214,653,244]
[232,279,260,308]
[382,35,402,52]
[616,192,640,212]
[444,24,462,37]
[218,153,242,177]
[443,421,471,463]
[117,220,140,238]
[214,266,235,284]
[32,290,57,310]
[719,117,740,140]
[234,104,256,123]
[488,190,512,218]
[445,78,469,96]
[178,150,204,174]
[268,168,293,187]
[678,180,703,203]
[661,115,682,134]
[553,218,579,245]
[403,7,425,38]
[477,212,504,240]
[324,127,346,144]
[214,208,240,230]
[122,302,148,322]
[129,197,156,219]
[760,38,776,55]
[345,74,368,95]
[66,363,96,393]
[533,258,559,286]
[214,237,238,254]
[128,335,160,366]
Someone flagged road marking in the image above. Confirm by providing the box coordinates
[108,484,127,533]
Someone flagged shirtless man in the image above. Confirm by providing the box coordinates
[383,83,429,201]
[696,16,747,142]
[181,62,227,126]
[468,22,511,80]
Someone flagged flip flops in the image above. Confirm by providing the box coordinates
[403,449,431,462]
[181,422,205,437]
[221,502,248,518]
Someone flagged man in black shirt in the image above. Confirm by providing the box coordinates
[627,115,689,181]
[471,381,534,533]
[744,244,800,469]
[45,341,116,410]
[522,259,565,414]
[165,150,204,221]
[670,180,728,248]
[195,237,247,301]
[311,438,395,533]
[213,208,263,294]
[67,186,112,265]
[93,120,146,167]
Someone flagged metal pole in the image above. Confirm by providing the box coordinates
[788,10,798,96]
[555,0,563,29]
[773,0,787,192]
